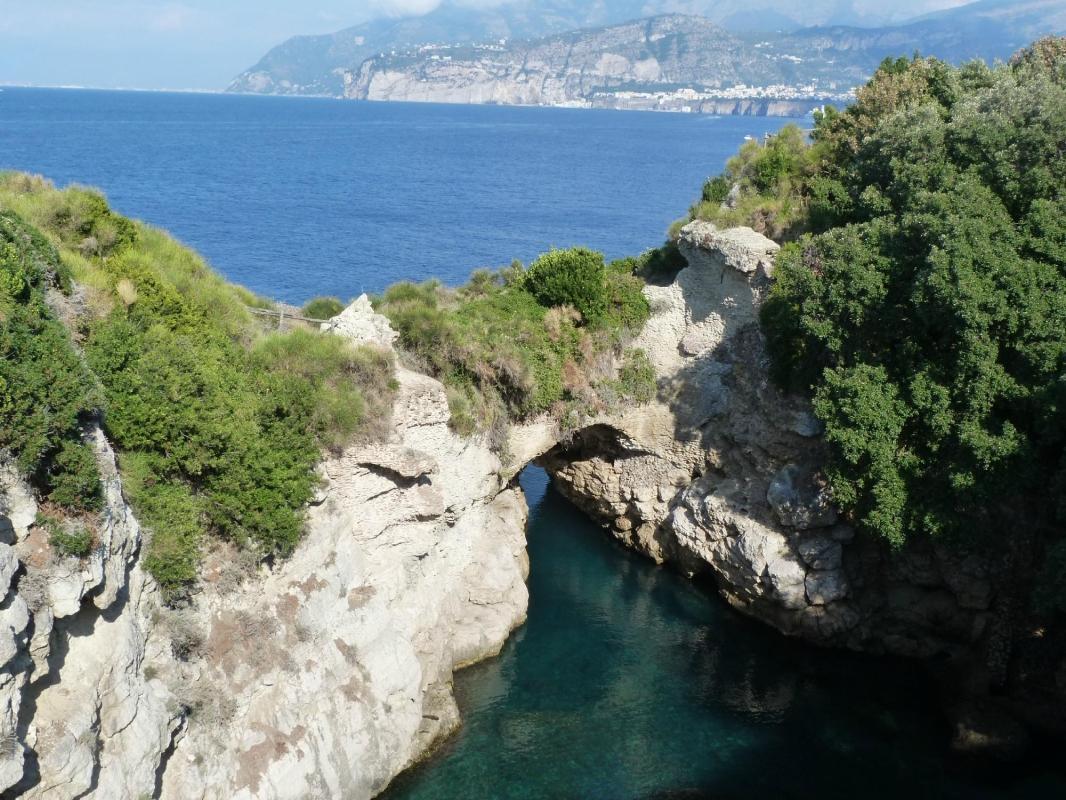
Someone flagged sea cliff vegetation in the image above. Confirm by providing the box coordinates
[5,37,1064,611]
[701,40,1066,608]
[373,246,653,443]
[0,174,395,594]
[0,174,654,595]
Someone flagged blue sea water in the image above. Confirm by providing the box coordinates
[1,88,1060,799]
[0,87,791,303]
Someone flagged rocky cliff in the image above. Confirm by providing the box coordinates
[540,222,999,668]
[1,304,529,798]
[233,2,1066,109]
[0,222,1046,797]
[1,427,178,798]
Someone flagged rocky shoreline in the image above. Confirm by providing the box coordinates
[0,222,1059,798]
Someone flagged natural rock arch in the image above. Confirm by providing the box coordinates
[0,223,999,800]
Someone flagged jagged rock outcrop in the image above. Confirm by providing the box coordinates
[1,300,529,799]
[541,220,996,660]
[0,428,179,799]
[319,294,399,348]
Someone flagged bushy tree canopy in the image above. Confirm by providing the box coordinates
[753,43,1066,570]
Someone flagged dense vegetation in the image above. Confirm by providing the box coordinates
[0,207,102,513]
[681,123,815,241]
[375,247,653,444]
[0,175,395,594]
[703,41,1066,607]
[0,175,658,593]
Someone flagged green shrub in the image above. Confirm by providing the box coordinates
[0,212,101,503]
[682,124,817,241]
[522,248,608,323]
[604,258,651,332]
[36,512,94,558]
[46,440,103,511]
[376,262,648,438]
[122,452,204,589]
[302,296,345,320]
[0,179,397,595]
[702,176,731,205]
[252,329,396,450]
[615,350,656,404]
[632,242,688,283]
[37,186,137,256]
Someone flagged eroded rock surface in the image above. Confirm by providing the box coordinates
[158,365,529,800]
[1,428,179,800]
[1,303,528,799]
[319,293,399,349]
[542,221,996,659]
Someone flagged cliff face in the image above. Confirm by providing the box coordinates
[0,428,180,798]
[234,2,1066,106]
[344,17,766,105]
[156,364,529,799]
[1,304,529,799]
[541,222,997,660]
[341,15,853,115]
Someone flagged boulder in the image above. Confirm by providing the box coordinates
[321,294,399,349]
[767,464,837,530]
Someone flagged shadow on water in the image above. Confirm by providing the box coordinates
[384,468,1065,800]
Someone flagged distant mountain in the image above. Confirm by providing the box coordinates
[227,1,961,95]
[341,15,855,116]
[770,0,1066,70]
[228,0,1066,102]
[228,1,644,95]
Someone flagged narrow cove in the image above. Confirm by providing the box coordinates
[384,468,1061,799]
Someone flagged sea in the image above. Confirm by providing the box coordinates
[1,86,786,304]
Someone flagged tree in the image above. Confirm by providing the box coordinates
[758,42,1066,553]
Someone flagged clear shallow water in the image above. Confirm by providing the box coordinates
[0,87,799,304]
[385,469,1062,800]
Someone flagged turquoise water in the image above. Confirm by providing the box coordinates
[385,469,1061,800]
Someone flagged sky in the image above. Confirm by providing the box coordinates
[0,0,971,91]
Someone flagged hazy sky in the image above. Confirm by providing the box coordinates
[0,0,970,91]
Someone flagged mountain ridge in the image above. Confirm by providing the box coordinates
[341,14,848,115]
[228,1,1066,110]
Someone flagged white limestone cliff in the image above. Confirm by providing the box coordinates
[541,220,994,658]
[1,301,529,799]
[0,427,179,799]
[157,362,529,799]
